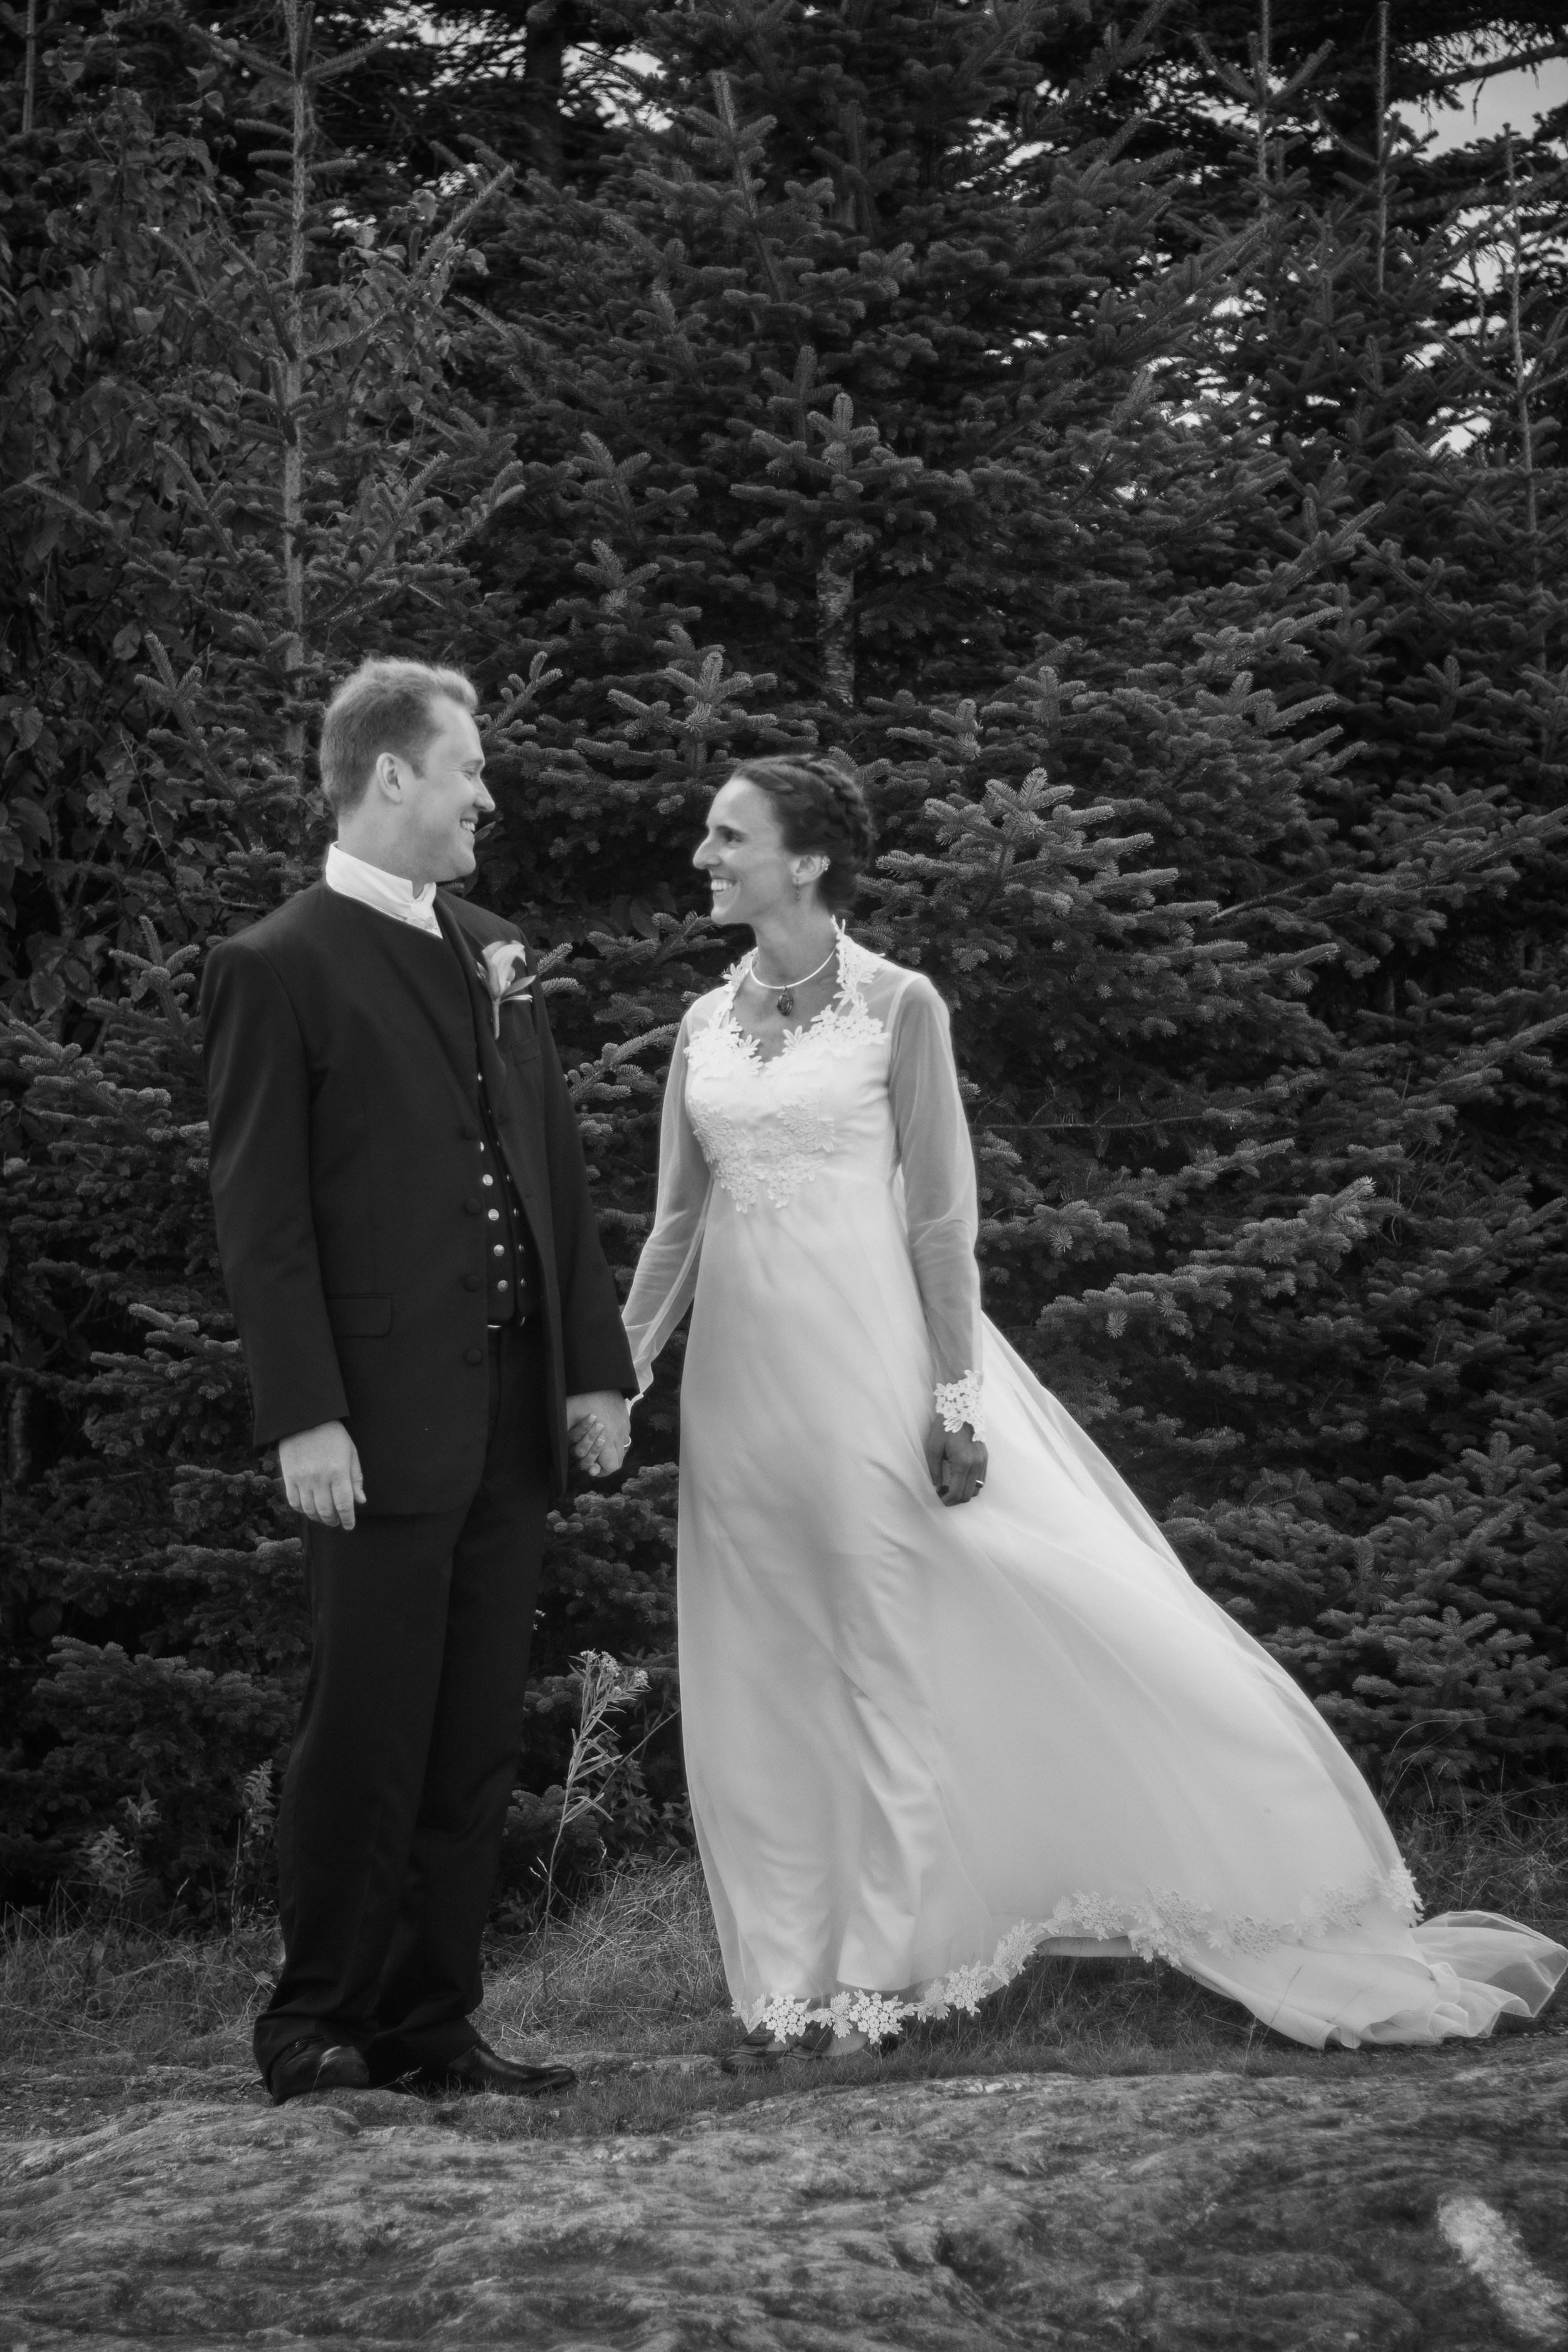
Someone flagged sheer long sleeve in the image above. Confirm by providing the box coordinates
[886,975,987,1435]
[622,1012,713,1392]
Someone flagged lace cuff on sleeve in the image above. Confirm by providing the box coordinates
[935,1370,986,1439]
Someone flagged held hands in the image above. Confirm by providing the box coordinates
[278,1420,366,1530]
[567,1391,632,1480]
[924,1416,987,1508]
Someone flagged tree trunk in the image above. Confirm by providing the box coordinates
[522,1,586,187]
[7,1380,31,1491]
[817,554,855,707]
[282,0,310,774]
[1373,0,1389,297]
[1504,132,1544,654]
[21,0,38,134]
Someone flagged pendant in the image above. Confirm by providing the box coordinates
[776,989,794,1015]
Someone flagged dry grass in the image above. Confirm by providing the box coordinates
[481,1850,726,2049]
[4,1796,1564,2143]
[1397,1793,1568,1926]
[0,1906,277,2074]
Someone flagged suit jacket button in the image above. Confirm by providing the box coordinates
[460,1123,480,1141]
[464,1197,481,1214]
[465,1347,484,1366]
[464,1273,481,1291]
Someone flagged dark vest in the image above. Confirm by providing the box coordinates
[470,992,543,1324]
[358,912,544,1328]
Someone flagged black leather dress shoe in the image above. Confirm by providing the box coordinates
[415,2042,576,2097]
[267,2038,371,2106]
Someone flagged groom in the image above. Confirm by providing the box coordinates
[202,657,634,2104]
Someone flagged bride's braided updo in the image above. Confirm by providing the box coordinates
[728,755,876,913]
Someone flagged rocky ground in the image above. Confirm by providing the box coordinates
[3,2038,1565,2350]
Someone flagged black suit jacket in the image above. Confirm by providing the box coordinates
[201,881,635,1510]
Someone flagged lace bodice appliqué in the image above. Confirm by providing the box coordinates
[684,934,887,1213]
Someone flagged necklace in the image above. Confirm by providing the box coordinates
[743,937,839,1017]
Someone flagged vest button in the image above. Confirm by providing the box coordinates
[464,1198,481,1215]
[464,1273,481,1292]
[465,1347,484,1366]
[460,1123,480,1142]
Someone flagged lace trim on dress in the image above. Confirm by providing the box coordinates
[935,1369,986,1440]
[742,1861,1423,2042]
[712,929,886,1067]
[683,1089,837,1215]
[724,929,886,1064]
[682,932,888,1214]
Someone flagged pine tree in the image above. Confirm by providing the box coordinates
[1055,0,1568,1792]
[5,0,1566,1913]
[463,0,1568,1799]
[0,1,544,1903]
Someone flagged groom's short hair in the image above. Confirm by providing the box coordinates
[319,659,477,817]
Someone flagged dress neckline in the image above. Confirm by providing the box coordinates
[718,933,878,1068]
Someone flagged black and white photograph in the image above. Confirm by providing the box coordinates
[3,0,1567,2343]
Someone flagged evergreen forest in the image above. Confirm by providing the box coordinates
[3,0,1567,1918]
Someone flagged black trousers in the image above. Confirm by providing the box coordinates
[253,1320,551,2085]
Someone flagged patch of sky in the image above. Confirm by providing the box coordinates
[1413,56,1568,154]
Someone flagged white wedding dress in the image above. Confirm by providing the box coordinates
[622,936,1565,2048]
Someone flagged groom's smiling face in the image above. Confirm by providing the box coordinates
[396,697,493,885]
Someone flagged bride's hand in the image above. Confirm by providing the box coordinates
[924,1418,987,1507]
[567,1391,630,1478]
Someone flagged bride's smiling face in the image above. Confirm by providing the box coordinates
[694,776,802,927]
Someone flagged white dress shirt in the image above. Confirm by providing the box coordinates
[324,841,443,937]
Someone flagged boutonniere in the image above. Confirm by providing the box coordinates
[479,940,532,1038]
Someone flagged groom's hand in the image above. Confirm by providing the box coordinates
[566,1391,632,1479]
[924,1417,987,1508]
[278,1420,366,1529]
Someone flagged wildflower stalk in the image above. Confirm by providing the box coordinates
[539,1651,649,1996]
[226,1762,277,1940]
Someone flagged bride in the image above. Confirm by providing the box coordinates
[610,753,1565,2060]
